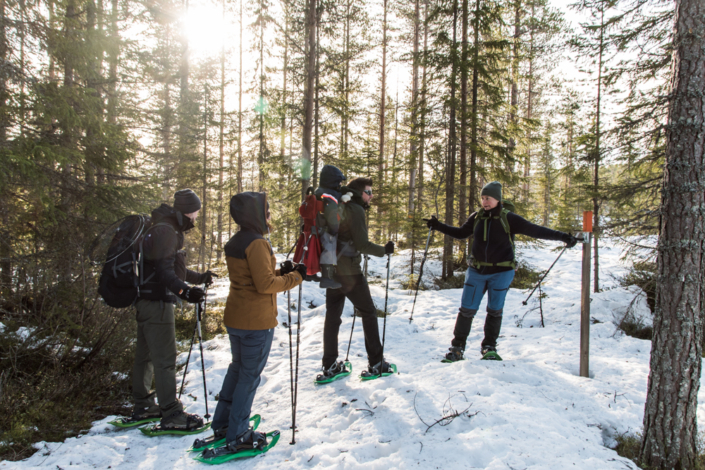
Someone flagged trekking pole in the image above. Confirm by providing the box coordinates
[196,292,211,421]
[290,235,311,445]
[522,246,568,306]
[378,253,392,378]
[409,227,433,323]
[290,273,304,445]
[286,286,295,439]
[178,317,197,399]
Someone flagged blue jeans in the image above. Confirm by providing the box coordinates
[452,268,515,350]
[461,268,515,311]
[211,327,274,442]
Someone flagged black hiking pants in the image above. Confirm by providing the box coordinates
[323,274,383,368]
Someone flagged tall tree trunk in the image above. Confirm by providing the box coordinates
[0,0,11,297]
[217,0,226,262]
[281,5,288,167]
[639,2,705,467]
[313,14,320,189]
[258,0,265,191]
[301,0,317,196]
[377,0,388,238]
[200,85,209,271]
[178,0,191,188]
[508,0,521,173]
[524,1,535,203]
[443,0,459,279]
[468,0,479,213]
[417,0,428,207]
[237,0,243,193]
[592,2,605,293]
[458,0,468,265]
[408,0,420,263]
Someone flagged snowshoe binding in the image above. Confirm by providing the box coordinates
[481,346,502,361]
[315,361,352,384]
[441,346,465,363]
[109,404,161,428]
[189,415,261,452]
[360,361,397,380]
[194,430,280,465]
[140,411,210,436]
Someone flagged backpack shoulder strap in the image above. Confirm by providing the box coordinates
[472,209,486,232]
[499,208,511,236]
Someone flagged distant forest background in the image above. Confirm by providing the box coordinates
[0,0,671,460]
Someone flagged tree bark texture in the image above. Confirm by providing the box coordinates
[443,0,459,279]
[457,0,468,265]
[302,0,316,196]
[640,1,705,468]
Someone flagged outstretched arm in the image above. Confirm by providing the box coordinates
[507,213,572,243]
[433,213,477,240]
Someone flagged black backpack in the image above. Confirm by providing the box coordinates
[97,215,152,308]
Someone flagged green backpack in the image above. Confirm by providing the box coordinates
[471,199,517,270]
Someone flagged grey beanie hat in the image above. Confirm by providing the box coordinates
[480,181,502,202]
[174,189,202,214]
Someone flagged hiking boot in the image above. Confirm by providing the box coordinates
[444,346,464,362]
[367,360,393,375]
[160,409,204,431]
[317,361,349,381]
[201,430,268,459]
[481,345,497,356]
[192,426,227,449]
[131,403,161,421]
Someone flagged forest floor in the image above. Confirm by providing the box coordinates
[5,238,691,470]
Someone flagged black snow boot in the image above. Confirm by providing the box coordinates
[202,430,268,459]
[444,346,464,362]
[367,360,393,375]
[131,403,161,421]
[193,426,227,450]
[451,307,476,350]
[317,361,349,381]
[481,308,503,351]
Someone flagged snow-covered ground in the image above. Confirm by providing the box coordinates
[5,238,691,470]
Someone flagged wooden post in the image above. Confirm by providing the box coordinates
[580,211,592,378]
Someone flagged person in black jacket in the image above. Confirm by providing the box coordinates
[424,181,578,361]
[318,177,396,380]
[131,189,216,430]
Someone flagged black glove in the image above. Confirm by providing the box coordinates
[422,215,440,230]
[384,241,395,254]
[563,233,579,249]
[199,270,218,287]
[294,263,307,279]
[179,286,206,304]
[280,260,295,275]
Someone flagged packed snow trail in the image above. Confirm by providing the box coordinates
[7,238,700,470]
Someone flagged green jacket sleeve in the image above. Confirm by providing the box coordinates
[348,205,386,257]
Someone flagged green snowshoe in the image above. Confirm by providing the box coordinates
[315,361,352,385]
[188,415,261,452]
[441,346,465,363]
[109,416,161,428]
[360,362,397,380]
[193,430,280,465]
[481,347,502,361]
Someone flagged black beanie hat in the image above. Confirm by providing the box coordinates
[174,189,202,214]
[481,181,502,202]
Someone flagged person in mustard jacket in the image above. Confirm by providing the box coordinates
[196,191,305,457]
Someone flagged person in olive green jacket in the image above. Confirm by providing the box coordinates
[196,191,304,457]
[317,177,395,381]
